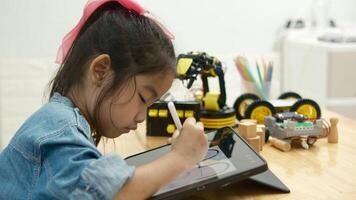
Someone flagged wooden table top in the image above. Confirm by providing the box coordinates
[98,110,356,199]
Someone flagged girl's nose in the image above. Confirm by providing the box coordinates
[135,107,146,123]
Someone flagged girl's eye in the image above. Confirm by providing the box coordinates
[139,94,147,104]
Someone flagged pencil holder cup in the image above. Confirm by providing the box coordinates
[241,80,271,100]
[263,81,271,100]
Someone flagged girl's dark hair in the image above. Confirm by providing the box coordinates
[49,2,176,145]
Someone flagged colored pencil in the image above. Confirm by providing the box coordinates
[256,62,264,88]
[234,56,274,100]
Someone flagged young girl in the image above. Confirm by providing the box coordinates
[0,0,208,199]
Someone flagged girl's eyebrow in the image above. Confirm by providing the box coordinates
[144,85,158,99]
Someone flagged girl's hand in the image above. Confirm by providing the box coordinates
[170,117,208,170]
[116,118,208,199]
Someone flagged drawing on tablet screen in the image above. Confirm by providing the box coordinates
[156,146,237,194]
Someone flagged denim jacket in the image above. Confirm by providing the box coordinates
[0,93,135,200]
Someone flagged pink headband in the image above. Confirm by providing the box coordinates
[56,0,175,64]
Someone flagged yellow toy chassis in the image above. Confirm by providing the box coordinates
[233,92,321,124]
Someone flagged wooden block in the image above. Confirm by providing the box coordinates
[240,119,257,125]
[257,124,266,147]
[237,122,257,139]
[247,136,261,153]
[328,117,339,143]
[270,138,291,152]
[256,128,265,150]
[236,123,245,138]
[257,124,265,132]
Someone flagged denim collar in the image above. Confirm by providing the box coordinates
[50,92,75,108]
[50,92,93,143]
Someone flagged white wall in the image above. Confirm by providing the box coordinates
[0,59,57,147]
[1,0,356,58]
[1,0,356,148]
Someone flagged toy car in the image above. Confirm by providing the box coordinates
[264,112,328,149]
[233,92,321,124]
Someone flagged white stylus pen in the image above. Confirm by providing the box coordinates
[168,101,182,131]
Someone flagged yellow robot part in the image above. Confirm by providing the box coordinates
[202,68,217,76]
[177,58,193,76]
[203,92,220,111]
[201,116,236,129]
[166,124,176,134]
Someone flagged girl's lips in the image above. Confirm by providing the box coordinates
[123,126,137,132]
[127,126,137,130]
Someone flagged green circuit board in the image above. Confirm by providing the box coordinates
[276,120,314,129]
[295,121,314,129]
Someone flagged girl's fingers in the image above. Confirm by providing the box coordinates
[171,130,180,143]
[184,117,196,126]
[196,122,204,131]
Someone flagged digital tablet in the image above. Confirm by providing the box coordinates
[125,126,268,200]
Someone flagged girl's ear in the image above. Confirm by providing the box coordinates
[89,54,112,86]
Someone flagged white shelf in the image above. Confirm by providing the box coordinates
[281,30,356,119]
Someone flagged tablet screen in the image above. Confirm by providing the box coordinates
[125,127,267,198]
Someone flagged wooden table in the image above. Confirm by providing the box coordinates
[98,110,356,199]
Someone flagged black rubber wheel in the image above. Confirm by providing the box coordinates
[290,98,321,119]
[278,91,302,100]
[244,100,277,124]
[233,93,260,120]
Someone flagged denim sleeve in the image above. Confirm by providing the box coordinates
[71,155,135,200]
[41,125,135,200]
